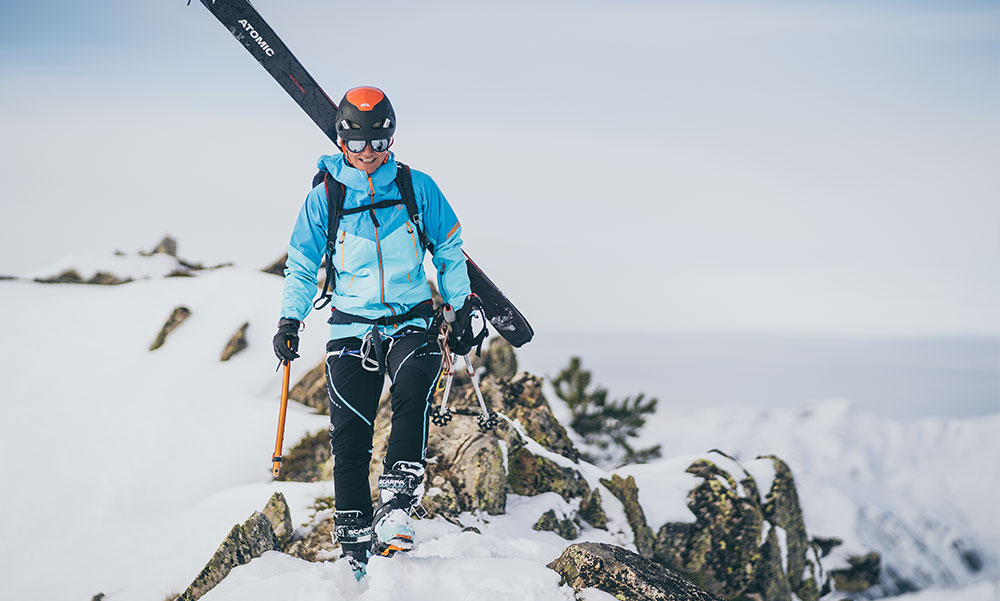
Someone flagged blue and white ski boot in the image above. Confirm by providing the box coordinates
[333,510,372,580]
[372,460,426,557]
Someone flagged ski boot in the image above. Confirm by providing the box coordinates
[372,460,426,557]
[333,510,372,580]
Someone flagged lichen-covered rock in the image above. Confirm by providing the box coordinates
[149,235,178,257]
[579,487,609,530]
[286,497,337,562]
[601,474,656,559]
[481,337,518,380]
[548,542,723,601]
[261,254,288,276]
[176,493,290,601]
[369,389,509,517]
[654,457,764,597]
[150,306,191,351]
[746,523,793,601]
[758,454,825,601]
[34,269,84,284]
[87,271,130,285]
[490,372,580,462]
[274,429,333,482]
[288,359,329,413]
[507,443,589,502]
[533,509,579,540]
[831,552,881,592]
[220,322,249,361]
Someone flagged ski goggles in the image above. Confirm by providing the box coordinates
[344,138,391,153]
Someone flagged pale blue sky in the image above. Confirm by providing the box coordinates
[1,0,998,336]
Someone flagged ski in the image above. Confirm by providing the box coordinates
[194,0,533,348]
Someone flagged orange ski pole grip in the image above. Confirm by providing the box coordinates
[272,357,291,478]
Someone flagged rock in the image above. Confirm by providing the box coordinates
[654,457,764,597]
[812,536,843,558]
[274,428,333,482]
[578,487,609,530]
[261,254,288,276]
[492,372,580,462]
[507,442,589,502]
[548,542,723,601]
[759,454,825,601]
[34,269,84,284]
[831,552,881,592]
[88,271,130,285]
[150,235,178,257]
[150,306,191,351]
[368,387,509,518]
[748,523,794,601]
[533,509,579,540]
[220,322,249,361]
[288,359,329,412]
[601,474,655,559]
[286,497,337,562]
[481,337,517,379]
[176,493,291,601]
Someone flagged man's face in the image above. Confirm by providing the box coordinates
[343,140,390,176]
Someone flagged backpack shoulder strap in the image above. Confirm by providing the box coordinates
[395,162,433,253]
[312,169,346,310]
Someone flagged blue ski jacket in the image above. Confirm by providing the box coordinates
[279,152,471,341]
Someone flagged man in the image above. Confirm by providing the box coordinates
[272,86,477,578]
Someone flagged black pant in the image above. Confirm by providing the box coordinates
[325,329,442,520]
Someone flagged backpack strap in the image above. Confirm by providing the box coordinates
[312,170,345,310]
[395,163,433,253]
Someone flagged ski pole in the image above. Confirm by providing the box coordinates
[272,358,291,478]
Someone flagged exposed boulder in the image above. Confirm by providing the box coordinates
[487,372,580,462]
[286,497,337,562]
[176,492,291,601]
[601,474,656,559]
[533,509,579,540]
[261,254,287,276]
[653,452,831,601]
[34,269,83,284]
[144,235,178,257]
[273,429,333,483]
[220,322,249,361]
[507,441,589,502]
[830,552,881,593]
[481,337,518,380]
[288,359,329,413]
[578,488,609,530]
[150,306,191,351]
[548,542,723,601]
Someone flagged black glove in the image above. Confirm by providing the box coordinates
[273,318,301,362]
[447,295,487,356]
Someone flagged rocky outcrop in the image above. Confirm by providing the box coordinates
[288,359,329,413]
[261,254,288,276]
[176,493,292,601]
[507,442,589,502]
[534,509,579,540]
[489,372,580,462]
[830,552,881,593]
[220,322,249,361]
[34,269,132,285]
[548,542,723,601]
[274,429,333,483]
[578,488,609,530]
[601,474,656,559]
[150,306,191,351]
[481,337,518,380]
[652,452,831,601]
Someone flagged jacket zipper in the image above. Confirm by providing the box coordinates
[368,174,395,317]
[406,221,420,262]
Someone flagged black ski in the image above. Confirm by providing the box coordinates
[194,0,533,347]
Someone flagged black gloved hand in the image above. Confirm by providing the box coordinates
[447,295,486,356]
[273,318,301,362]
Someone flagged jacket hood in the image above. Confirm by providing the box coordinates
[317,152,398,195]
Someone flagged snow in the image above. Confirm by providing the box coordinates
[1,252,996,600]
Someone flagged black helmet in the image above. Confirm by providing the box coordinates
[334,86,395,142]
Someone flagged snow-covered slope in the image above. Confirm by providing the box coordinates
[1,251,996,600]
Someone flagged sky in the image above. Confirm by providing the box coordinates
[1,0,998,337]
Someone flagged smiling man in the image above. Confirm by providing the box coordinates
[272,86,480,579]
